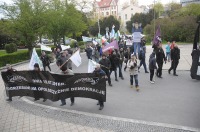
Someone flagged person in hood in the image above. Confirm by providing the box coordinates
[149,52,157,84]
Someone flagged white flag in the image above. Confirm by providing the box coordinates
[61,45,70,51]
[41,44,52,52]
[69,50,82,67]
[88,59,98,73]
[29,48,43,70]
[82,36,92,42]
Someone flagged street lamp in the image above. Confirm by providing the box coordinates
[153,0,156,36]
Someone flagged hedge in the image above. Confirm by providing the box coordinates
[0,49,43,68]
[5,43,17,53]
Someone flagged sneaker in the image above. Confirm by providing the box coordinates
[130,85,133,88]
[168,70,171,74]
[115,79,118,81]
[99,105,104,110]
[121,77,124,80]
[150,81,155,84]
[60,103,66,106]
[6,98,12,102]
[70,102,74,106]
[173,74,178,76]
[136,86,139,91]
[145,71,149,73]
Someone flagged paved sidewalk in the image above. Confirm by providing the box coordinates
[0,44,199,132]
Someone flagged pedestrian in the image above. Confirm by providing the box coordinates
[168,44,180,76]
[85,45,93,60]
[55,48,61,59]
[127,54,139,91]
[149,52,157,84]
[93,64,106,110]
[93,47,100,63]
[33,63,47,102]
[40,51,51,71]
[109,50,119,81]
[170,41,176,50]
[155,43,166,78]
[124,48,131,71]
[5,64,16,101]
[99,54,112,86]
[138,46,149,73]
[165,41,171,62]
[56,50,75,106]
[118,48,125,80]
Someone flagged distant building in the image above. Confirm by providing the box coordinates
[180,0,200,6]
[119,4,144,31]
[94,0,119,18]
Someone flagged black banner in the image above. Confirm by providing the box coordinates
[1,71,106,102]
[191,50,200,80]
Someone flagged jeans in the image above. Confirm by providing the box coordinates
[133,42,141,55]
[156,62,163,77]
[139,58,148,72]
[150,69,155,81]
[130,74,139,86]
[43,65,51,71]
[166,52,170,61]
[110,69,117,80]
[169,60,179,74]
[61,97,74,105]
[118,64,123,78]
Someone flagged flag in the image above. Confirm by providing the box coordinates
[153,25,161,46]
[69,50,82,67]
[29,48,43,70]
[88,59,98,73]
[82,36,92,42]
[61,45,70,51]
[102,40,119,52]
[40,44,52,52]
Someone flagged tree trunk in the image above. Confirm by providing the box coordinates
[63,36,65,45]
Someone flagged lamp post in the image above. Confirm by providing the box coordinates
[153,0,156,36]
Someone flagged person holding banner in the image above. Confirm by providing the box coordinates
[5,64,16,101]
[99,54,112,86]
[56,51,75,106]
[40,51,51,71]
[93,64,106,110]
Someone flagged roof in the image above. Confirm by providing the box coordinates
[97,0,118,8]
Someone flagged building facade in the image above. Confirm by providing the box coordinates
[94,0,119,18]
[180,0,200,6]
[119,4,144,31]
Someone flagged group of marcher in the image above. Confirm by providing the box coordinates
[5,37,180,111]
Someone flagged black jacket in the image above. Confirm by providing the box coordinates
[171,47,180,61]
[99,58,111,71]
[40,55,50,66]
[156,48,166,63]
[149,53,157,70]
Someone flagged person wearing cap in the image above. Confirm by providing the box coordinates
[149,52,157,84]
[127,54,139,91]
[40,51,51,71]
[93,64,106,110]
[99,54,112,86]
[56,51,75,106]
[5,64,16,101]
[155,43,166,78]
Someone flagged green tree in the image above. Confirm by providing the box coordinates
[89,15,120,36]
[154,2,164,17]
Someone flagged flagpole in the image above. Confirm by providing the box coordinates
[56,49,80,72]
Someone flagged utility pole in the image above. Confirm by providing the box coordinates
[154,0,156,36]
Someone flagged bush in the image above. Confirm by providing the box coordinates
[78,41,85,46]
[5,43,17,53]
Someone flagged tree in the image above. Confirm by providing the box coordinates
[126,9,158,33]
[89,15,120,36]
[154,2,164,17]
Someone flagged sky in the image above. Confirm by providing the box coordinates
[0,0,181,6]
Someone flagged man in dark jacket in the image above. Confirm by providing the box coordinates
[109,50,119,81]
[99,54,112,86]
[118,48,124,79]
[56,51,75,106]
[93,64,106,110]
[85,45,92,60]
[138,46,149,73]
[40,51,51,71]
[168,44,180,76]
[155,44,166,78]
[149,52,157,83]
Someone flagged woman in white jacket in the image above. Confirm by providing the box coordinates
[127,54,139,91]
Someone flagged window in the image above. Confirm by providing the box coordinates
[102,12,104,16]
[125,14,127,20]
[114,11,116,15]
[106,12,109,15]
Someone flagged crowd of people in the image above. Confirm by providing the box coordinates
[5,35,181,110]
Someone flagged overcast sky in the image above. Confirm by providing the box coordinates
[0,0,180,6]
